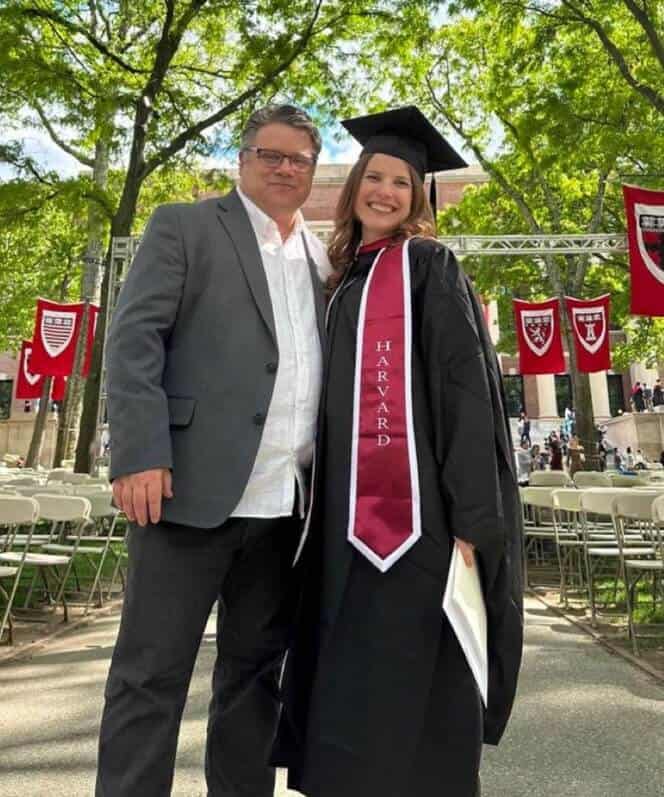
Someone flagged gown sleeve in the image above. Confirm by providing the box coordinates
[412,239,505,560]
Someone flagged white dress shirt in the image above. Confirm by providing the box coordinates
[231,187,330,518]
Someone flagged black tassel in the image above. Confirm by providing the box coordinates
[429,174,437,232]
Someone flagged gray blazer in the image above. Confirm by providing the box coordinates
[106,189,326,528]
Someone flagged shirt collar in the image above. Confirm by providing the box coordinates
[237,186,304,245]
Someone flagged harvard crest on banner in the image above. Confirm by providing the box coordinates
[29,299,100,378]
[513,298,565,375]
[565,295,611,373]
[623,184,664,316]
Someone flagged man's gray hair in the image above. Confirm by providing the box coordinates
[240,104,322,157]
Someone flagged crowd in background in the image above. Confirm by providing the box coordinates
[630,378,664,413]
[515,407,664,486]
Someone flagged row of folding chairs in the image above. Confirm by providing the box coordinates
[0,473,110,487]
[0,483,111,499]
[521,486,664,655]
[0,492,126,646]
[528,470,664,489]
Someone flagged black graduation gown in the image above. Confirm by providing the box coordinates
[274,238,524,796]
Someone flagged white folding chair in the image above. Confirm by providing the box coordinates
[520,487,575,587]
[551,489,587,606]
[86,477,111,487]
[0,497,40,644]
[609,474,640,488]
[46,468,69,482]
[72,484,108,496]
[573,471,612,488]
[5,477,40,487]
[62,472,91,485]
[13,484,71,497]
[20,495,92,621]
[65,492,120,612]
[612,492,664,655]
[529,471,573,487]
[580,488,658,626]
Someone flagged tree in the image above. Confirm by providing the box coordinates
[485,0,664,118]
[391,4,664,457]
[0,165,231,465]
[0,0,441,470]
[0,177,86,352]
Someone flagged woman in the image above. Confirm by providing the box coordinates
[274,107,523,797]
[530,443,544,470]
[566,434,585,477]
[548,431,563,471]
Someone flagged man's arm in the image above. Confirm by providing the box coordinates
[107,204,186,524]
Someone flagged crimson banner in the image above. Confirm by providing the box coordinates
[29,299,98,378]
[29,299,85,377]
[623,184,664,316]
[565,294,611,373]
[51,376,67,402]
[513,298,565,375]
[16,341,68,400]
[15,340,44,399]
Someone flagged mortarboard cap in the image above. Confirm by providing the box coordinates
[341,106,467,180]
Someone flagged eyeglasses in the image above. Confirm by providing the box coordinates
[242,146,317,173]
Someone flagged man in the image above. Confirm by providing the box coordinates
[515,440,532,485]
[96,105,329,796]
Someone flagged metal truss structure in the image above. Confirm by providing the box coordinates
[94,235,141,472]
[435,233,628,257]
[95,231,629,465]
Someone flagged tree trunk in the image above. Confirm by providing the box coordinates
[560,303,598,470]
[24,378,53,469]
[53,139,109,469]
[53,386,71,467]
[75,171,142,473]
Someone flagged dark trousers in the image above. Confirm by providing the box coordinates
[96,514,301,797]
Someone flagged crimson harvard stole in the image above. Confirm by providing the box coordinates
[347,238,421,571]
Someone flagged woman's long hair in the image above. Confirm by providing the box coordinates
[327,153,436,290]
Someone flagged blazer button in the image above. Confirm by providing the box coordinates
[266,362,278,374]
[253,412,266,426]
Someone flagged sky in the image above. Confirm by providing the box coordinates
[0,118,364,181]
[0,124,84,180]
[1,116,473,181]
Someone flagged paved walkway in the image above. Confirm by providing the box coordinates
[0,596,662,796]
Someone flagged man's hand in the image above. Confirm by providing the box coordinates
[112,468,173,527]
[454,537,475,568]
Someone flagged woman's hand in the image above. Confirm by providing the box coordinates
[454,537,475,568]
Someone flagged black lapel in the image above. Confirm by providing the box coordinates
[301,231,327,347]
[216,189,276,344]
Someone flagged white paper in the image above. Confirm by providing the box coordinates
[442,543,488,707]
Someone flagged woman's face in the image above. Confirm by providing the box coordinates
[353,153,413,244]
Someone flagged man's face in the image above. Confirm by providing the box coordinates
[238,123,316,218]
